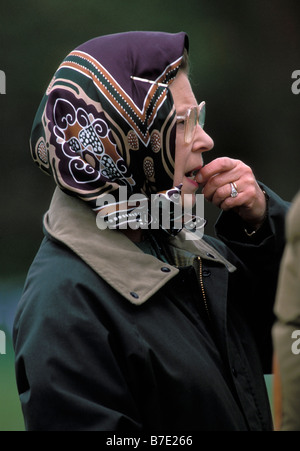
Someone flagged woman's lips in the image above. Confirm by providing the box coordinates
[184,167,202,187]
[185,175,199,187]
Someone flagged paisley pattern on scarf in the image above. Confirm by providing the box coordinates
[30,31,188,230]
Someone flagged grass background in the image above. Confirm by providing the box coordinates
[0,280,25,430]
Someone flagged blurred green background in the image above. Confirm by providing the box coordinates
[1,0,300,431]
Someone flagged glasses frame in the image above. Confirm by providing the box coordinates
[176,101,206,144]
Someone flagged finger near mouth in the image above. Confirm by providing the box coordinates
[185,169,199,180]
[184,171,199,187]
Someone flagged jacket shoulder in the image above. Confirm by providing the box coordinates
[286,191,300,243]
[19,237,100,304]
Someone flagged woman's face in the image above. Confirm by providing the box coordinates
[170,70,214,206]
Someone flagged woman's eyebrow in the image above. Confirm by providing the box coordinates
[176,104,195,117]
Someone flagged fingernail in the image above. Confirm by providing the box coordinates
[196,172,203,183]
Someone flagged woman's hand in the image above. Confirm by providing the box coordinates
[196,157,267,228]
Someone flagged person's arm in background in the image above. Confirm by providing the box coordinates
[272,191,300,431]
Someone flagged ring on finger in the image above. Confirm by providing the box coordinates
[230,182,238,198]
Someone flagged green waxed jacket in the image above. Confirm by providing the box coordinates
[13,186,289,431]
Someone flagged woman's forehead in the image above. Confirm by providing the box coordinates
[170,71,198,114]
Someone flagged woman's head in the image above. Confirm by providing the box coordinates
[30,31,211,232]
[31,33,186,189]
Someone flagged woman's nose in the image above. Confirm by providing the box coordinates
[192,125,214,153]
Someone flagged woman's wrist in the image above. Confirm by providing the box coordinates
[244,189,269,237]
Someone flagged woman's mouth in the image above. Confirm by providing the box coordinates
[185,169,201,187]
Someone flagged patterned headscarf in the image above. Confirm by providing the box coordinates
[30,31,189,232]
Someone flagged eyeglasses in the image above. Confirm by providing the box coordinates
[176,101,206,144]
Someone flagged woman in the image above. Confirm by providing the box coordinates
[13,31,289,431]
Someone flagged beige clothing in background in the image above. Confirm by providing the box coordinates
[273,191,300,430]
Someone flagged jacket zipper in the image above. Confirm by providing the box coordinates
[197,256,210,319]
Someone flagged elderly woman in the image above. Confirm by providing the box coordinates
[13,31,288,431]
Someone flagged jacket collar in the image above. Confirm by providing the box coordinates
[43,188,235,305]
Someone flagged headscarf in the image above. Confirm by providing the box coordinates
[30,31,189,233]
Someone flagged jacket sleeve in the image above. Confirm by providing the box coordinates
[214,183,289,263]
[13,241,142,431]
[214,184,290,373]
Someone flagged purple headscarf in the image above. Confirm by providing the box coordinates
[30,31,189,230]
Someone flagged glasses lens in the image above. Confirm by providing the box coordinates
[183,102,206,143]
[199,102,206,129]
[185,107,197,143]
